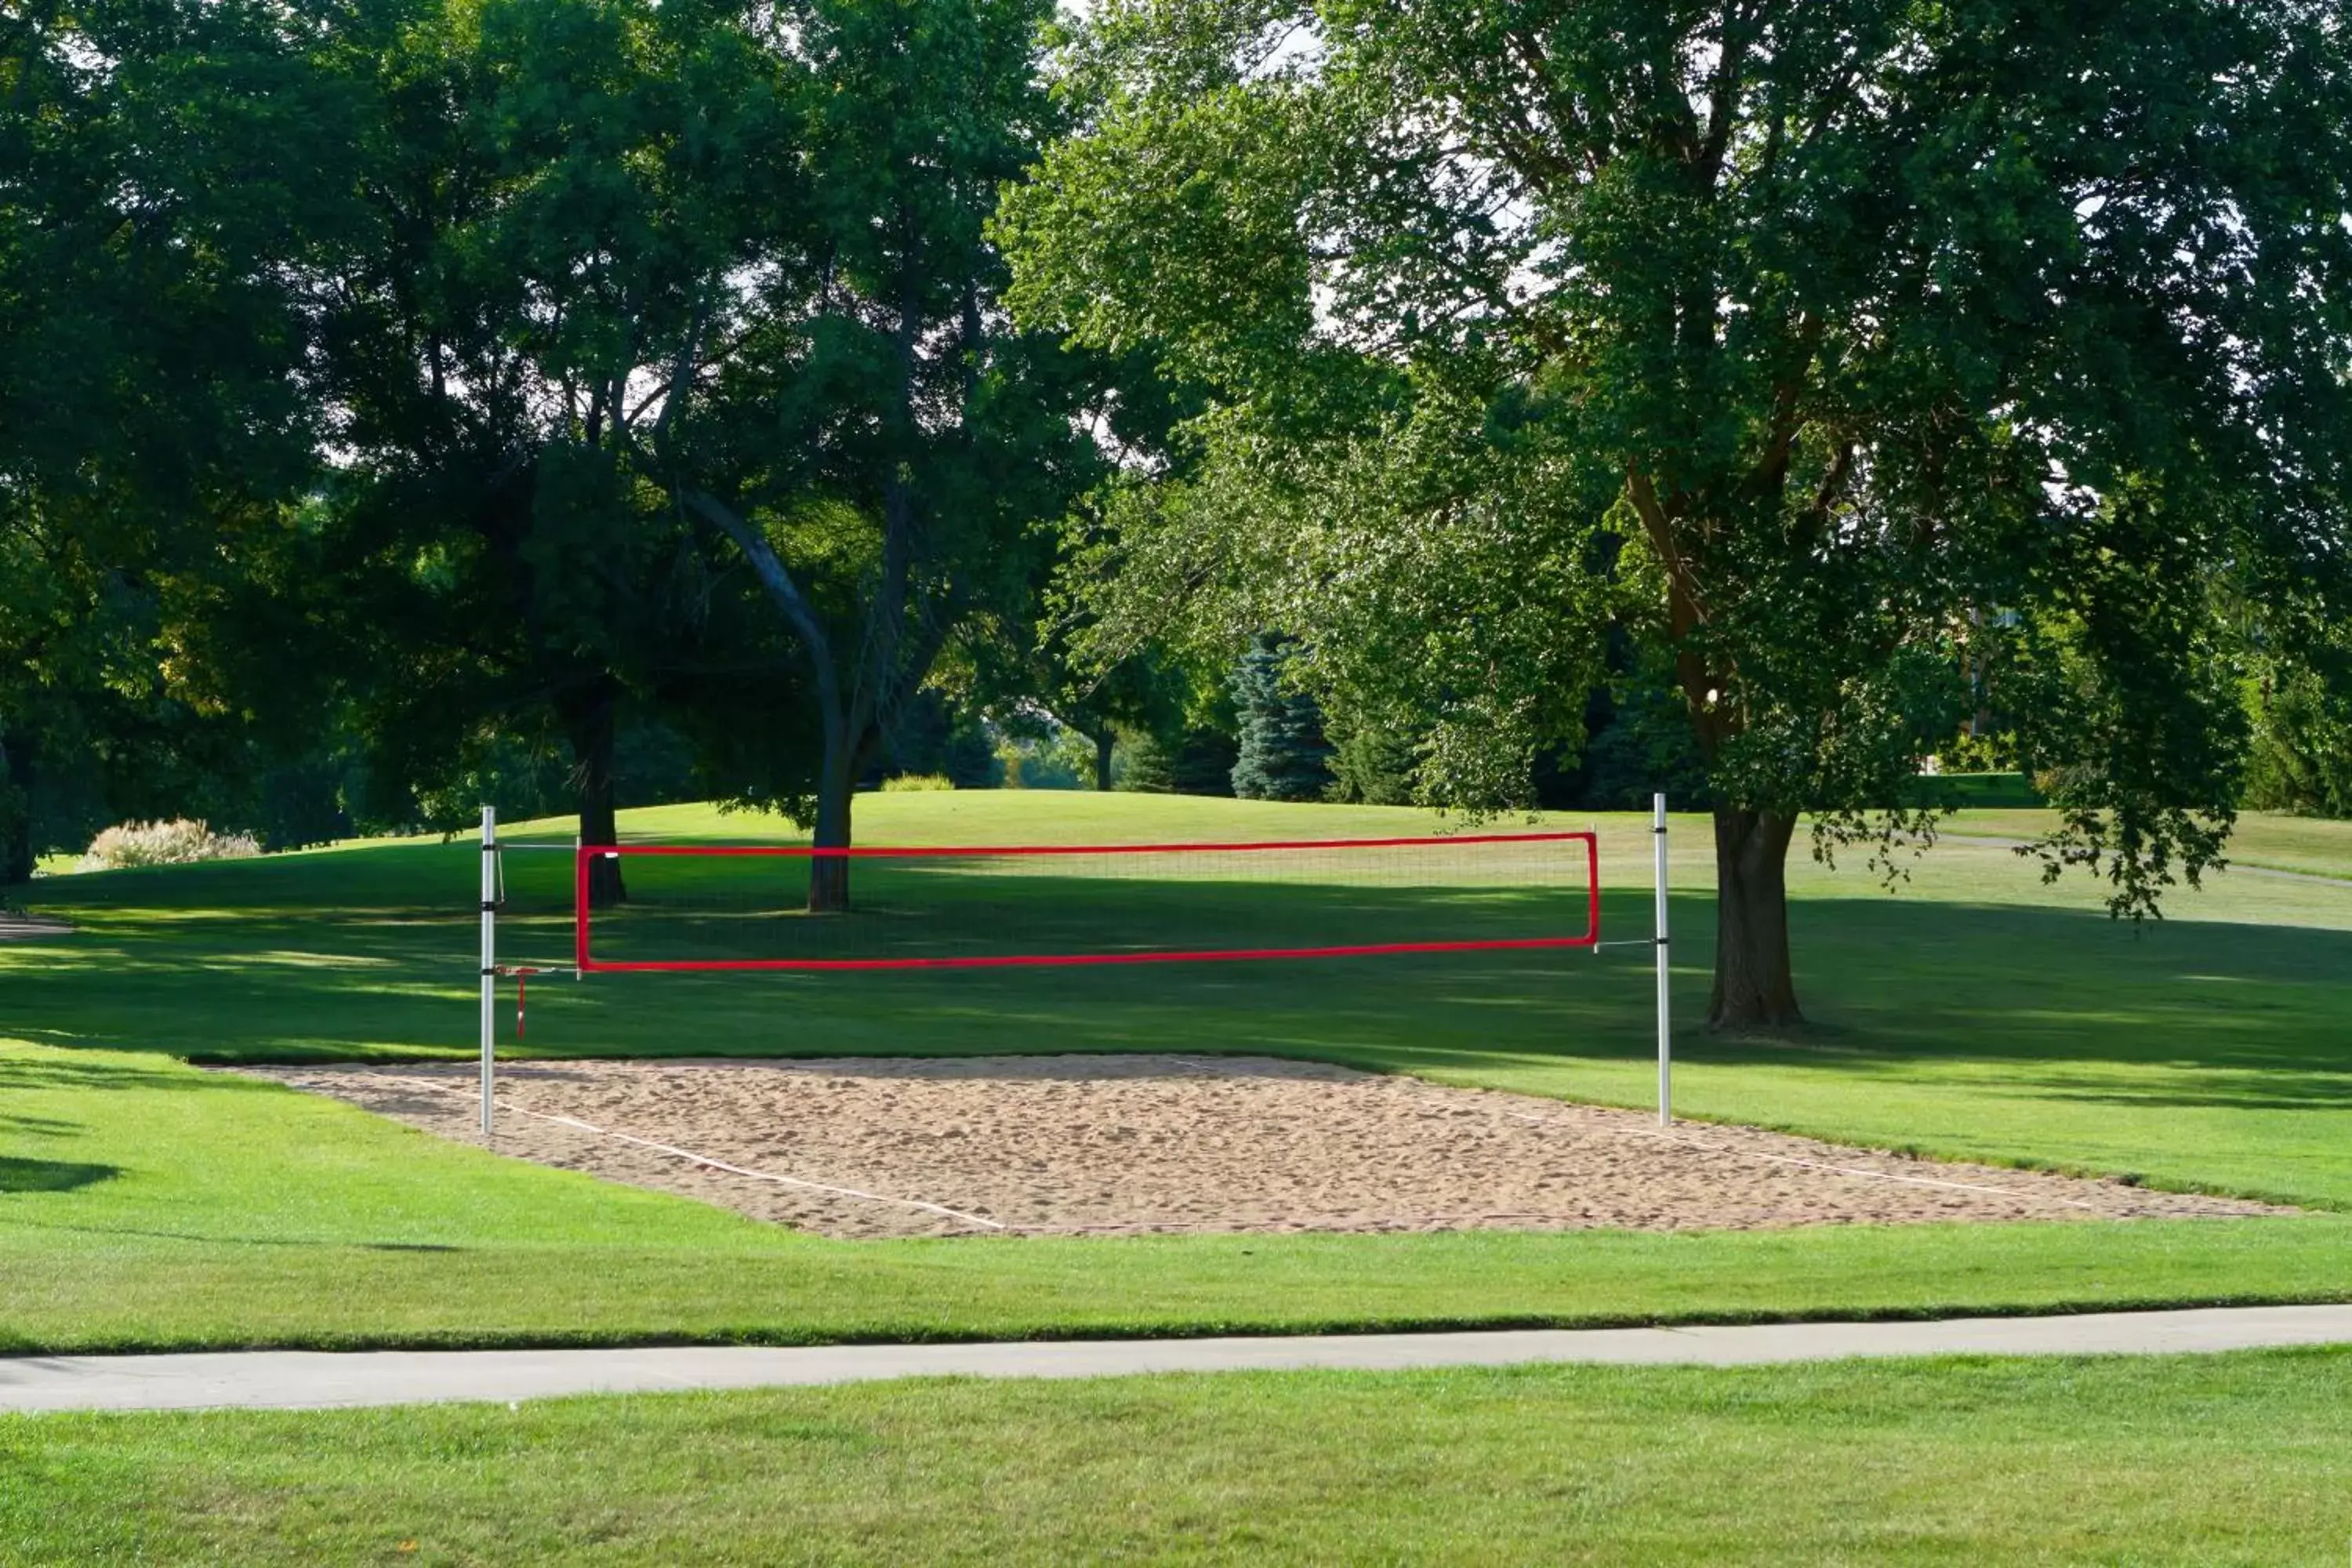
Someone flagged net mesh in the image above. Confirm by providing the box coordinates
[506,833,1599,973]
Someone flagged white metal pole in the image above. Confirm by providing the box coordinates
[1653,792,1671,1127]
[480,805,497,1139]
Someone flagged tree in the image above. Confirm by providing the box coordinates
[867,688,1003,787]
[1323,709,1418,805]
[999,0,2352,1026]
[658,0,1105,911]
[1229,632,1333,800]
[981,615,1198,790]
[1543,649,1717,814]
[1118,726,1240,797]
[0,0,354,880]
[1044,650,1188,792]
[306,0,821,903]
[2244,654,2352,818]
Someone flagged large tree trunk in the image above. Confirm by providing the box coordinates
[0,822,27,886]
[0,731,31,887]
[1091,727,1115,792]
[808,752,851,916]
[1708,807,1802,1030]
[564,683,626,909]
[807,721,869,914]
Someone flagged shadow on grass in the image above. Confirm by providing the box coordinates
[4,869,2350,1105]
[0,1216,464,1250]
[0,1055,274,1095]
[0,1156,120,1194]
[1926,1073,2352,1114]
[0,1112,84,1138]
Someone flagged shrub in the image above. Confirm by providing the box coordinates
[879,773,956,793]
[79,819,262,872]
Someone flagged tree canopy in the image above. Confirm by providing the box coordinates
[997,0,2352,1025]
[299,0,826,900]
[0,0,354,874]
[652,0,1116,909]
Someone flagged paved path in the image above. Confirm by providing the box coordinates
[7,1305,2350,1414]
[0,912,71,942]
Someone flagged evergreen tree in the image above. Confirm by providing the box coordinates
[1169,730,1241,797]
[1115,734,1175,793]
[1229,634,1333,802]
[1324,710,1419,805]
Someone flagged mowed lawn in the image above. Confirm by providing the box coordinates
[2,792,2350,1352]
[6,1350,2351,1564]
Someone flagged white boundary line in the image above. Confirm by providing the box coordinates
[375,1071,1007,1232]
[1007,1211,1616,1236]
[515,1107,1007,1232]
[1507,1111,2100,1210]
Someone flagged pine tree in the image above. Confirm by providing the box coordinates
[1325,713,1419,805]
[1229,633,1333,801]
[1116,732,1175,793]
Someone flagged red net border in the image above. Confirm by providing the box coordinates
[572,832,1602,974]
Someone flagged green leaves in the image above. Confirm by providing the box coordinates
[0,0,365,868]
[1004,0,2352,935]
[996,78,1335,413]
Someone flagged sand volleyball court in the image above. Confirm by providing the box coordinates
[238,1054,2287,1240]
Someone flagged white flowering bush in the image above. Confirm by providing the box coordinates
[79,819,262,872]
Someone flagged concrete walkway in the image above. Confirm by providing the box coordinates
[0,912,71,942]
[7,1305,2351,1414]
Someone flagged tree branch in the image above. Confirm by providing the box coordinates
[1698,2,1753,185]
[646,296,713,457]
[1626,466,1708,636]
[681,488,841,725]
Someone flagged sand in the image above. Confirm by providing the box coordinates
[234,1054,2289,1240]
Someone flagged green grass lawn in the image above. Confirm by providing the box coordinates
[3,791,2350,1352]
[1946,807,2352,882]
[7,1349,2350,1563]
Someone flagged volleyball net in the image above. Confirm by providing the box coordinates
[508,831,1601,974]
